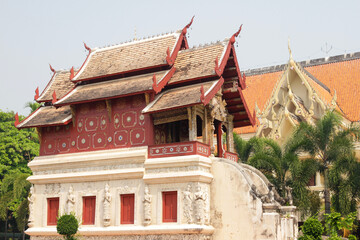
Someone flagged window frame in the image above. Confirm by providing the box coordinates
[120,193,135,224]
[82,196,96,225]
[47,197,59,226]
[162,191,177,223]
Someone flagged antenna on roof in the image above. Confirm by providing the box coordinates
[321,42,333,56]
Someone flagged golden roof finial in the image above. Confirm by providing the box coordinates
[288,37,293,60]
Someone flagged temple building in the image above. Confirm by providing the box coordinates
[236,48,360,199]
[16,19,297,240]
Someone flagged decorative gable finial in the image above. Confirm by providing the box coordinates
[182,15,195,35]
[200,85,205,103]
[14,112,19,127]
[34,87,39,101]
[70,67,75,80]
[84,42,91,52]
[52,90,57,105]
[288,38,293,60]
[230,24,243,44]
[49,64,55,73]
[330,89,337,109]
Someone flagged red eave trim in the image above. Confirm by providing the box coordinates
[143,102,199,115]
[152,67,176,94]
[166,16,194,65]
[15,107,43,129]
[17,119,72,129]
[231,47,246,89]
[200,77,225,105]
[237,87,256,126]
[72,63,169,83]
[70,45,92,82]
[36,71,57,103]
[55,90,154,107]
[215,42,232,76]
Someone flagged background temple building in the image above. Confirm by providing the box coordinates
[15,20,297,240]
[236,50,360,198]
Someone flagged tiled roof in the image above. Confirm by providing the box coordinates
[73,33,180,81]
[168,42,227,85]
[56,71,168,105]
[37,70,76,102]
[235,52,360,134]
[16,106,72,129]
[306,58,360,121]
[143,80,218,113]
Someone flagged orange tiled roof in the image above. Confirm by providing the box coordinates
[235,52,360,134]
[74,33,180,81]
[56,71,168,105]
[169,42,227,85]
[17,106,72,129]
[306,58,360,122]
[37,70,76,102]
[143,80,218,113]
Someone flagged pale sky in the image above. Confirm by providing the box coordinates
[1,0,359,116]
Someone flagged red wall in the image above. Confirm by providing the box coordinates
[40,95,154,156]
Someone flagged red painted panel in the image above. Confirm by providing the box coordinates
[148,141,210,158]
[224,151,238,162]
[47,197,59,225]
[39,95,155,156]
[162,191,177,223]
[83,196,96,225]
[121,194,135,224]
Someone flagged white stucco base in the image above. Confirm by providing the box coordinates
[26,147,297,240]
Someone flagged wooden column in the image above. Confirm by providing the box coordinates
[216,121,224,157]
[187,106,197,141]
[203,108,208,144]
[226,116,234,153]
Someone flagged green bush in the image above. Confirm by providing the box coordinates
[301,217,324,240]
[328,236,342,240]
[298,235,315,240]
[348,234,357,240]
[56,213,79,240]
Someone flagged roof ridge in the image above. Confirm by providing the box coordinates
[93,31,179,52]
[244,51,360,76]
[179,40,226,53]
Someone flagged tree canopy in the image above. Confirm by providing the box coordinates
[0,110,39,178]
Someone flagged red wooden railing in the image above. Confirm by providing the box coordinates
[148,141,211,158]
[224,151,238,162]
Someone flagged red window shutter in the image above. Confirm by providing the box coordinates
[162,191,177,222]
[47,198,59,225]
[121,194,134,224]
[83,196,96,225]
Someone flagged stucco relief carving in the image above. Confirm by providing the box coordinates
[183,185,193,224]
[66,186,75,214]
[208,95,227,122]
[31,235,212,240]
[28,185,35,227]
[146,166,210,174]
[143,186,152,226]
[194,185,207,225]
[103,183,112,227]
[44,183,61,194]
[33,163,142,176]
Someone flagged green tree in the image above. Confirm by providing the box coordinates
[0,110,39,178]
[24,101,41,114]
[293,110,359,214]
[328,155,360,215]
[0,172,31,240]
[247,137,318,213]
[233,133,260,163]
